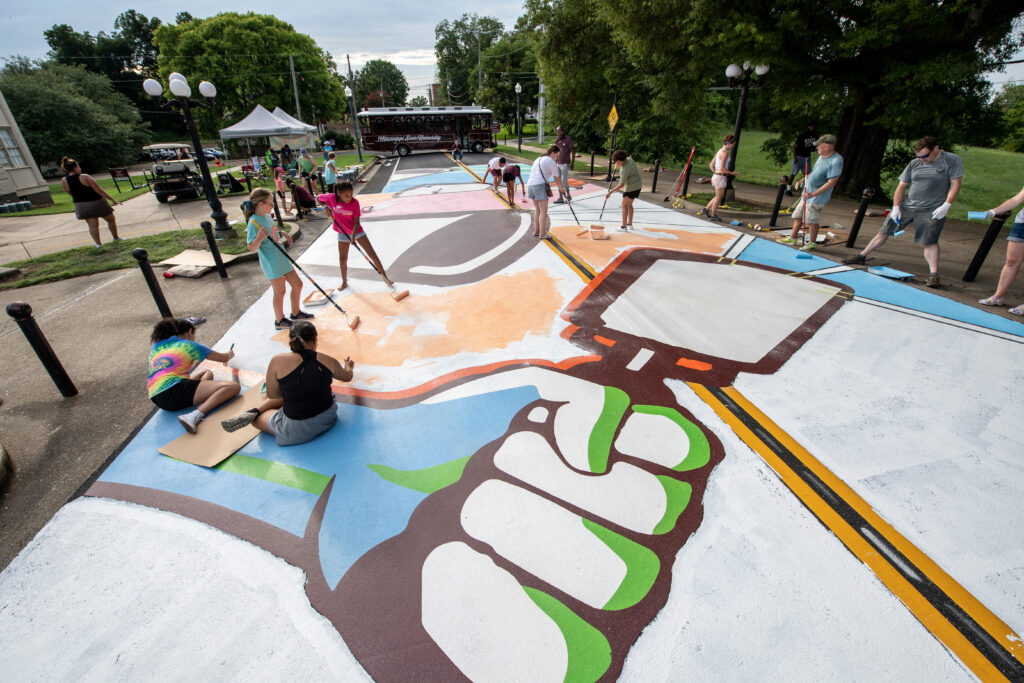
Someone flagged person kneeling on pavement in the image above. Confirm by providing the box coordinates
[221,321,353,446]
[286,178,317,218]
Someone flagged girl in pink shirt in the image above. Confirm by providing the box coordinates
[318,181,393,290]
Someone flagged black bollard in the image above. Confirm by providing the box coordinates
[132,248,172,318]
[651,158,661,194]
[305,174,314,196]
[590,151,595,177]
[963,212,1010,282]
[845,187,876,248]
[271,192,286,230]
[244,172,252,193]
[680,163,692,199]
[7,302,78,397]
[769,176,789,227]
[200,221,229,279]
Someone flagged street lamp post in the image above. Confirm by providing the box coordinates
[515,82,522,153]
[143,74,235,237]
[344,86,363,163]
[723,62,769,201]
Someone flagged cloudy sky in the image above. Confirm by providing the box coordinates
[2,2,1022,103]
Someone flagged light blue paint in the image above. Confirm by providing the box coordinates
[382,164,532,193]
[737,237,834,272]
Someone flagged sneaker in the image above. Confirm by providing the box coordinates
[926,273,941,288]
[290,310,315,320]
[618,226,628,232]
[842,253,867,265]
[778,237,798,245]
[222,410,258,433]
[785,189,794,197]
[708,215,723,222]
[553,198,565,204]
[800,242,817,251]
[275,318,292,329]
[178,410,203,434]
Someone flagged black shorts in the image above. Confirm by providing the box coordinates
[151,379,200,412]
[502,171,518,183]
[623,189,641,199]
[297,197,316,208]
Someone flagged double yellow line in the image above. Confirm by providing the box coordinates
[445,153,514,210]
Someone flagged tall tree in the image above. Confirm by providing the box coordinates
[153,12,345,137]
[354,59,409,108]
[435,13,505,105]
[476,32,538,133]
[408,95,428,107]
[595,0,1024,198]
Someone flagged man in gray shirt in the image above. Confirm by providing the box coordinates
[843,136,962,288]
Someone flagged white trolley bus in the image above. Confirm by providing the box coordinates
[356,106,496,156]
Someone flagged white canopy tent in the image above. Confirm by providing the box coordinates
[218,105,315,160]
[271,107,316,133]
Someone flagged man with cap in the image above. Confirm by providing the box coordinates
[779,134,843,251]
[843,136,962,288]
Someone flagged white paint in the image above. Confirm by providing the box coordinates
[397,183,490,197]
[411,214,531,276]
[805,265,855,276]
[615,411,691,470]
[494,431,669,534]
[602,259,835,363]
[854,297,1024,344]
[625,347,654,371]
[528,406,549,423]
[421,542,568,682]
[722,234,755,258]
[426,368,607,473]
[461,480,627,609]
[0,498,370,681]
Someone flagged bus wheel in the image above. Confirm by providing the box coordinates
[471,141,485,154]
[396,144,411,157]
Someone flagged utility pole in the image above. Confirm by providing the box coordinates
[477,33,482,93]
[537,79,545,144]
[289,55,302,121]
[347,54,363,158]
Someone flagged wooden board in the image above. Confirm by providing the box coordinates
[158,389,263,467]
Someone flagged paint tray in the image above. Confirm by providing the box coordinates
[867,266,914,280]
[576,224,609,240]
[303,288,337,306]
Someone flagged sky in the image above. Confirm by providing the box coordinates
[2,3,1022,107]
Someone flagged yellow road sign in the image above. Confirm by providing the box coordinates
[608,105,619,131]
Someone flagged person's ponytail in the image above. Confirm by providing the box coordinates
[288,320,317,352]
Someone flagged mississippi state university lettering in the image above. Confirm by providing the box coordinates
[378,135,443,143]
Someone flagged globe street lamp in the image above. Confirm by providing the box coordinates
[344,85,363,163]
[515,82,522,153]
[723,62,769,201]
[142,74,234,237]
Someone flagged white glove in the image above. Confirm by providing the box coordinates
[889,206,901,222]
[931,202,951,220]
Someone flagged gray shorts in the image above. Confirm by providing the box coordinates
[268,402,338,446]
[527,184,550,201]
[74,199,113,220]
[882,208,945,245]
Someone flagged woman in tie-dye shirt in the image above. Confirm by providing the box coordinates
[148,317,238,434]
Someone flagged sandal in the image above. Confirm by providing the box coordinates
[1009,305,1024,317]
[978,296,1005,306]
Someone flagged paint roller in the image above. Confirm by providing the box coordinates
[349,238,410,301]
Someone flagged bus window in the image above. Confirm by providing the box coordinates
[374,117,385,132]
[392,117,403,132]
[416,117,425,132]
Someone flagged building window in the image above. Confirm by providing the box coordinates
[0,129,24,167]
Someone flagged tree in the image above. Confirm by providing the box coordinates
[408,95,428,107]
[153,12,345,137]
[435,13,505,106]
[994,84,1024,152]
[476,32,538,134]
[0,61,150,170]
[354,59,409,108]
[593,0,1024,198]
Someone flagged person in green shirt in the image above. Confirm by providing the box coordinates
[606,150,643,231]
[299,149,318,179]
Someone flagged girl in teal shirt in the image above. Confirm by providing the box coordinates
[246,188,314,329]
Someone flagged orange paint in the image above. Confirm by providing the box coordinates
[551,224,733,274]
[594,335,616,347]
[676,357,712,371]
[560,324,580,340]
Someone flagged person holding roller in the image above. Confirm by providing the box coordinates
[527,145,565,239]
[247,188,313,329]
[976,184,1024,316]
[778,134,843,251]
[606,150,642,231]
[221,321,352,444]
[319,181,393,291]
[843,136,962,288]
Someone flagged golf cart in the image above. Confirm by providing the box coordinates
[142,144,203,203]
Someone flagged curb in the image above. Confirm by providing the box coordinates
[0,441,12,495]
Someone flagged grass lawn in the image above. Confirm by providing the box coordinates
[494,145,544,163]
[0,224,252,290]
[3,177,151,217]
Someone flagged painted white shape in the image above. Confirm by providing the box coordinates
[494,431,668,534]
[528,406,549,423]
[602,259,835,363]
[805,265,855,276]
[615,411,690,470]
[0,498,370,681]
[854,297,1024,343]
[426,368,607,472]
[411,214,532,276]
[462,480,627,609]
[421,541,568,682]
[722,234,755,258]
[550,194,732,235]
[625,348,655,371]
[398,183,491,197]
[619,378,974,682]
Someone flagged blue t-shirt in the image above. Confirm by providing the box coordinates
[805,153,843,204]
[246,213,293,280]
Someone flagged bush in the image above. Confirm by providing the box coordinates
[325,129,355,150]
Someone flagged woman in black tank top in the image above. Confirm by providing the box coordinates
[220,321,355,446]
[59,156,120,247]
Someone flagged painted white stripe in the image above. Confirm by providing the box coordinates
[410,214,531,276]
[804,265,854,276]
[723,234,755,258]
[625,348,655,371]
[852,297,1024,343]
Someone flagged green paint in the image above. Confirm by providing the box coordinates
[214,454,330,495]
[652,476,693,535]
[588,387,630,474]
[523,587,611,683]
[581,519,660,611]
[632,405,711,472]
[366,455,471,494]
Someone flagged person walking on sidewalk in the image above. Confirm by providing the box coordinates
[787,124,817,196]
[704,135,737,222]
[553,126,575,204]
[60,156,121,247]
[606,150,642,231]
[527,145,565,239]
[843,136,962,288]
[778,134,843,251]
[977,184,1024,316]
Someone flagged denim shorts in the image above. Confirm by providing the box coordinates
[336,229,365,243]
[1008,221,1024,243]
[527,184,550,201]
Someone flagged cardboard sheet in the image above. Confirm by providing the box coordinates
[159,249,241,267]
[158,389,263,467]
